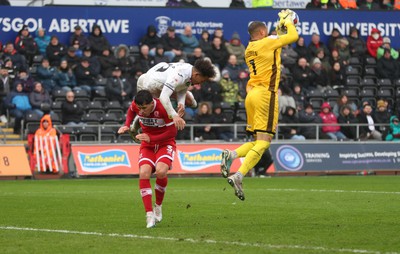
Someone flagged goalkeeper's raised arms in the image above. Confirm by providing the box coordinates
[276,9,299,36]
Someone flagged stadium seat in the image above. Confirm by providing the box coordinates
[235,109,247,122]
[99,126,116,142]
[28,66,37,78]
[95,77,108,86]
[348,56,361,65]
[346,76,361,87]
[51,101,63,114]
[81,113,101,125]
[75,125,98,142]
[377,78,393,87]
[236,101,245,110]
[58,126,78,141]
[396,87,400,98]
[123,100,132,111]
[364,56,377,67]
[105,101,124,114]
[309,98,324,110]
[101,113,121,125]
[52,89,68,102]
[32,54,44,64]
[87,101,104,114]
[307,89,325,99]
[24,112,42,135]
[377,87,394,99]
[345,65,361,76]
[361,77,378,88]
[360,87,376,98]
[325,89,339,99]
[395,79,400,88]
[74,89,90,99]
[363,67,377,78]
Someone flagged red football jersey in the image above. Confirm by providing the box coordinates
[125,98,177,145]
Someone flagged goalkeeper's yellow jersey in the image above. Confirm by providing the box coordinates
[245,36,282,93]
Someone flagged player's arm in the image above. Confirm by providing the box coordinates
[118,104,136,134]
[159,84,178,118]
[176,88,187,117]
[279,22,299,46]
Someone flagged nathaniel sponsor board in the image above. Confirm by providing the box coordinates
[78,149,131,172]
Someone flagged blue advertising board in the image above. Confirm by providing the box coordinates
[0,6,399,49]
[270,143,400,172]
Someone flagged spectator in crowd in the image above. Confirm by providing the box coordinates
[115,44,136,80]
[207,36,230,70]
[310,57,330,93]
[61,91,85,126]
[357,103,382,140]
[329,61,346,90]
[319,102,348,140]
[280,106,306,140]
[82,47,101,77]
[292,83,307,112]
[336,38,350,65]
[200,79,222,105]
[55,59,78,91]
[292,57,313,92]
[374,99,392,135]
[385,116,400,142]
[359,0,381,10]
[377,49,400,81]
[3,42,28,71]
[46,35,67,67]
[332,94,358,117]
[294,36,309,61]
[278,85,297,119]
[299,103,330,140]
[70,39,83,57]
[337,104,358,140]
[212,104,234,141]
[36,58,58,92]
[160,26,185,62]
[347,26,366,58]
[220,69,239,107]
[153,44,170,65]
[306,0,322,8]
[338,0,358,9]
[181,0,201,7]
[188,47,204,65]
[366,28,383,58]
[5,82,31,134]
[88,24,111,56]
[105,66,133,103]
[65,47,80,70]
[179,25,199,55]
[140,25,161,56]
[194,102,216,141]
[14,25,38,65]
[29,81,52,117]
[69,25,89,50]
[34,28,50,56]
[98,48,119,77]
[135,44,156,74]
[315,47,332,73]
[321,0,342,10]
[330,48,346,67]
[281,44,298,72]
[199,30,212,54]
[236,70,248,102]
[230,0,246,8]
[226,32,246,67]
[34,114,58,173]
[328,28,343,51]
[0,0,10,5]
[74,57,97,93]
[308,33,330,59]
[212,27,228,45]
[0,65,12,96]
[377,37,399,60]
[13,68,35,93]
[224,54,246,82]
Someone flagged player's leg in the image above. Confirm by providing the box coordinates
[138,147,157,228]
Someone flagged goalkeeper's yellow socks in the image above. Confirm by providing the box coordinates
[238,140,270,176]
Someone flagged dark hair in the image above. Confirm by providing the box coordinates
[193,59,216,78]
[247,21,266,37]
[134,90,153,105]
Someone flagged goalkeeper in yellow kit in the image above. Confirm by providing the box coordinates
[220,9,299,200]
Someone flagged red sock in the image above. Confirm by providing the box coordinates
[139,179,153,213]
[155,177,168,206]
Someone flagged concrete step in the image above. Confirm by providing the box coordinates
[4,140,27,145]
[0,134,21,140]
[0,128,14,134]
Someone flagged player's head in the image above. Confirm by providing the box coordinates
[248,21,268,40]
[191,59,216,85]
[134,90,154,116]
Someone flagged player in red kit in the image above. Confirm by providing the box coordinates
[118,90,177,228]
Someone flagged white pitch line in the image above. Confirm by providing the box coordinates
[0,226,397,254]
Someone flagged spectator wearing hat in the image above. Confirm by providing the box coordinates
[3,42,28,71]
[154,44,169,65]
[367,28,383,58]
[220,69,239,107]
[226,32,246,67]
[377,37,399,60]
[179,25,199,55]
[82,47,101,77]
[55,59,78,92]
[319,102,348,140]
[377,48,400,81]
[310,57,330,93]
[105,66,133,103]
[29,81,52,117]
[65,46,80,70]
[160,26,185,62]
[328,28,343,52]
[14,25,38,65]
[88,24,111,56]
[69,25,89,50]
[34,28,50,56]
[385,116,400,142]
[74,57,97,93]
[347,26,367,58]
[37,57,58,92]
[335,38,351,65]
[46,35,67,67]
[98,48,119,78]
[337,104,359,140]
[13,68,35,93]
[374,99,392,136]
[357,103,382,140]
[139,25,161,57]
[114,44,136,80]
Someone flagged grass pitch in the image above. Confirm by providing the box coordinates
[0,176,399,254]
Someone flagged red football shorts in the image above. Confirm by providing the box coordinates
[138,142,176,171]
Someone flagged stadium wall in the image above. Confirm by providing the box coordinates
[0,6,399,49]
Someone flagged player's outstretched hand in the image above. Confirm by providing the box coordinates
[173,115,186,131]
[177,103,185,117]
[135,133,150,143]
[118,126,129,134]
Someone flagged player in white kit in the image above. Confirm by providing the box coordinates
[131,59,216,135]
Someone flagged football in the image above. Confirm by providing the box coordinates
[292,11,300,27]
